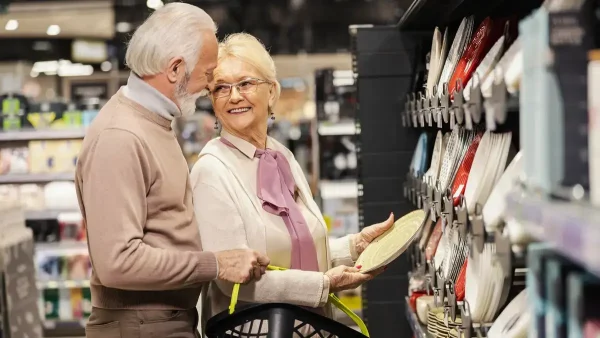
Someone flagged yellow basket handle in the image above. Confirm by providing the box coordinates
[228,265,370,337]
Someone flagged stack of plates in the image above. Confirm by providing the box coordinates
[427,307,463,337]
[426,27,449,97]
[450,133,483,204]
[488,289,530,338]
[438,128,476,191]
[424,131,446,184]
[482,151,523,230]
[436,16,475,96]
[464,131,513,213]
[439,226,469,283]
[465,242,507,323]
[434,134,481,272]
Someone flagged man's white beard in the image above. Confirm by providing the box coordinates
[175,75,203,117]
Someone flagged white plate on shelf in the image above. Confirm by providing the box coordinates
[487,289,530,338]
[426,27,442,96]
[482,38,521,98]
[465,36,505,101]
[483,151,523,230]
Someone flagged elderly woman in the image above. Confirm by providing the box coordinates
[191,33,394,327]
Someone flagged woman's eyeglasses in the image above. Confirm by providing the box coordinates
[210,78,271,99]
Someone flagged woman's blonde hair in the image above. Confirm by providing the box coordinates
[218,33,281,114]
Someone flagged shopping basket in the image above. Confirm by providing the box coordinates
[205,265,369,338]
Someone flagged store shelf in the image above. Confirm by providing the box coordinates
[405,297,428,338]
[505,191,600,277]
[25,209,80,221]
[43,319,86,337]
[317,121,357,136]
[0,172,74,184]
[320,180,358,199]
[0,129,86,141]
[35,241,88,256]
[38,279,90,289]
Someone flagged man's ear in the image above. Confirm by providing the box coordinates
[166,57,185,83]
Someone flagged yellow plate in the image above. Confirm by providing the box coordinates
[356,210,426,273]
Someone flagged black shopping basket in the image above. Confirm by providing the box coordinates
[205,302,368,338]
[205,265,370,338]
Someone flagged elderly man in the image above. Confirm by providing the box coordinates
[75,3,269,338]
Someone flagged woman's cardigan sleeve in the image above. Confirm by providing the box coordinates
[191,155,330,308]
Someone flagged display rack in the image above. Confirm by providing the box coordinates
[349,0,600,337]
[0,121,88,337]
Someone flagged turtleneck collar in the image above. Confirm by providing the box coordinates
[122,72,181,120]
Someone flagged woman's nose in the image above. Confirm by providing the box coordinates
[229,86,244,102]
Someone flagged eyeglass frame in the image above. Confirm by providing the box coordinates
[208,77,272,99]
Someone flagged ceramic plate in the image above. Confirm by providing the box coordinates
[426,27,442,96]
[448,17,495,97]
[465,36,505,100]
[482,38,521,97]
[483,151,523,229]
[437,16,473,95]
[356,210,426,273]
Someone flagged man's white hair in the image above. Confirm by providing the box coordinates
[125,2,217,77]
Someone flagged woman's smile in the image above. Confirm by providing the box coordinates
[228,107,252,114]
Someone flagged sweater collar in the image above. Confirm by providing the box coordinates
[123,72,181,120]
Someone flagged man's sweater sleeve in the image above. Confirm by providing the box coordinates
[80,128,217,290]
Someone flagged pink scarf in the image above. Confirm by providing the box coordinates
[220,138,320,272]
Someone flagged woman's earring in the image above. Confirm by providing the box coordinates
[270,113,275,121]
[214,120,219,130]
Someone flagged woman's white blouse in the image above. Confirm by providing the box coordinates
[191,131,357,324]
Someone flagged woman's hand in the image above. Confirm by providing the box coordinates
[352,213,395,257]
[325,265,384,293]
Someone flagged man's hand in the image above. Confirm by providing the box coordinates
[215,249,270,284]
[352,213,394,256]
[325,265,384,293]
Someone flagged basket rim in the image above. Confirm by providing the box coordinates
[205,302,367,337]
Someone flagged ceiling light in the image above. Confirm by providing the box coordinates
[46,25,60,36]
[5,20,18,31]
[100,61,112,72]
[146,0,164,9]
[116,22,132,33]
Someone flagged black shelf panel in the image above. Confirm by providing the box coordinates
[353,25,422,338]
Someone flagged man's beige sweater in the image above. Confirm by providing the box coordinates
[75,89,217,310]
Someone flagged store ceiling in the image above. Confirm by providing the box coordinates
[0,0,412,65]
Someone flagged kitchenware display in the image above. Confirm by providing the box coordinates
[437,16,475,96]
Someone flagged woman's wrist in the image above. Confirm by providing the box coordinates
[349,234,360,261]
[319,274,331,306]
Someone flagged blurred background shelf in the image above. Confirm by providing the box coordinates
[505,191,600,278]
[0,129,86,141]
[0,173,75,184]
